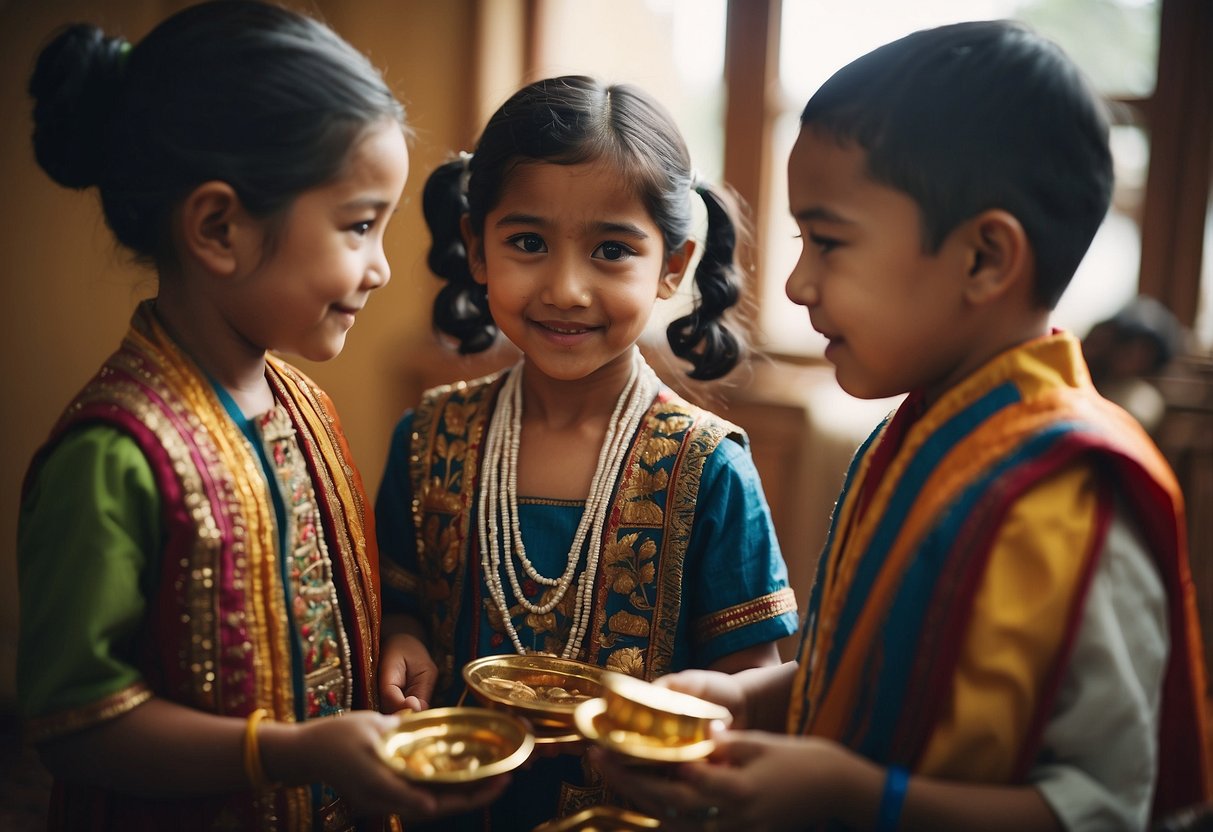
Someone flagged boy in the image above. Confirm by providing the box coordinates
[595,20,1209,831]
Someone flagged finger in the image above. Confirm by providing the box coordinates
[402,662,437,703]
[399,695,427,712]
[593,751,707,817]
[430,774,510,815]
[705,729,771,766]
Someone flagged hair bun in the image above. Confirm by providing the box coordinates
[29,23,130,189]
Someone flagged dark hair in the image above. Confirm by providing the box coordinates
[425,75,747,380]
[29,0,406,267]
[800,20,1113,309]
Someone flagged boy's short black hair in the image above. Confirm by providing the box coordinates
[800,20,1113,309]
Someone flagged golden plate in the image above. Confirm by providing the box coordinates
[531,805,661,831]
[573,697,717,763]
[462,654,610,730]
[379,706,535,783]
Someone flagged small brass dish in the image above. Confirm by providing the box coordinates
[531,805,661,831]
[573,698,718,764]
[379,707,534,783]
[462,654,610,731]
[602,673,732,745]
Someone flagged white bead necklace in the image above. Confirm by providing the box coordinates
[478,351,658,658]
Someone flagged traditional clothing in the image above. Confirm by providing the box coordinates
[18,302,394,831]
[376,369,798,830]
[789,331,1209,826]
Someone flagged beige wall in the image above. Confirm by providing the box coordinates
[0,0,504,706]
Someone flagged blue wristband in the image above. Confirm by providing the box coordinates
[876,765,909,832]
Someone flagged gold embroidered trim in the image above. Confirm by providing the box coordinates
[25,681,153,743]
[268,360,377,700]
[694,587,798,642]
[131,317,289,719]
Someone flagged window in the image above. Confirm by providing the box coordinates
[742,0,1197,357]
[514,0,1211,355]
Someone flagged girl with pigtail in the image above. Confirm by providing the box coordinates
[375,75,798,831]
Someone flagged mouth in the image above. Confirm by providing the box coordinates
[533,320,597,335]
[332,303,362,316]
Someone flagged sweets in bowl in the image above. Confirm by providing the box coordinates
[573,673,732,763]
[379,707,534,783]
[462,654,611,737]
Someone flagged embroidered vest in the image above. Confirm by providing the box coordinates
[403,371,747,692]
[25,303,390,832]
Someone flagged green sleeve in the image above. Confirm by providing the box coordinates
[17,425,162,719]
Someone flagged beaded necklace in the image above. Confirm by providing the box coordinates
[478,351,658,658]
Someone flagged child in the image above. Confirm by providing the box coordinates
[374,75,800,830]
[595,20,1210,832]
[18,2,506,829]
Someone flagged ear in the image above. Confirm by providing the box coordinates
[658,240,696,300]
[959,209,1032,306]
[459,214,487,285]
[178,181,260,277]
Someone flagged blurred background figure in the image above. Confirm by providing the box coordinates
[1082,295,1185,432]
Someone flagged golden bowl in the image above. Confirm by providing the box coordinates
[531,805,661,831]
[602,673,731,745]
[573,675,732,764]
[462,654,611,731]
[379,707,534,783]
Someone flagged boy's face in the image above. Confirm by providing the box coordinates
[785,128,979,402]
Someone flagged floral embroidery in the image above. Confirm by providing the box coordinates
[259,406,352,718]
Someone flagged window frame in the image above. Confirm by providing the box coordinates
[720,0,1212,352]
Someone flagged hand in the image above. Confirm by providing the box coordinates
[270,710,509,820]
[379,633,438,713]
[592,730,854,832]
[654,669,749,728]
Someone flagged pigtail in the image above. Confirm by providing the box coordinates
[667,182,744,380]
[424,157,497,353]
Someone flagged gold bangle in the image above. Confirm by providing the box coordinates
[242,708,276,791]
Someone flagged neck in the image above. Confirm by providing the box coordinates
[520,349,639,431]
[154,286,273,417]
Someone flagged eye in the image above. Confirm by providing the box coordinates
[349,220,374,236]
[508,233,546,254]
[809,233,841,255]
[592,241,635,262]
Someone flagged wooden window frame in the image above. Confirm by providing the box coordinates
[720,0,1213,336]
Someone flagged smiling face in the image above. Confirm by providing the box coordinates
[784,128,984,402]
[469,160,688,387]
[225,120,409,362]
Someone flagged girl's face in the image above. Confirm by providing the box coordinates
[469,160,689,387]
[224,121,409,362]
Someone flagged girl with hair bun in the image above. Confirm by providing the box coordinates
[375,74,799,831]
[19,2,505,829]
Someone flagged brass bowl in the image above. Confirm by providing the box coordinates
[462,654,611,731]
[531,805,661,831]
[573,674,732,764]
[379,707,534,783]
[601,673,732,745]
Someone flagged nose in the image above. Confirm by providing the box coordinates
[785,251,819,308]
[540,256,591,309]
[364,243,392,290]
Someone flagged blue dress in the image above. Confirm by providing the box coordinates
[375,374,798,831]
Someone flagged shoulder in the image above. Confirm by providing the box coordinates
[24,424,157,515]
[265,354,340,416]
[419,369,508,408]
[650,388,748,451]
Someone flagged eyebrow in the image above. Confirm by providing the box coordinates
[341,197,393,212]
[496,212,650,239]
[791,205,854,225]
